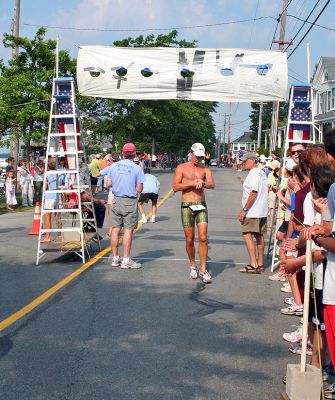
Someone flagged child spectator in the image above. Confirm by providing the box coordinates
[5,170,17,211]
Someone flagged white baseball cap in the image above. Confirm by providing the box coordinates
[191,143,205,157]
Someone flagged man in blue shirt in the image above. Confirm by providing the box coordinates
[106,143,145,269]
[138,168,160,223]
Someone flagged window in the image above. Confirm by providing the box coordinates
[332,88,335,110]
[250,143,256,151]
[319,93,324,114]
[240,145,246,150]
[328,91,332,111]
[324,71,329,82]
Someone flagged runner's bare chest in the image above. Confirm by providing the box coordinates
[182,163,206,182]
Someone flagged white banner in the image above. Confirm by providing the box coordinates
[77,46,288,102]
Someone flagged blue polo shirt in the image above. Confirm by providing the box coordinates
[142,174,160,194]
[108,159,145,198]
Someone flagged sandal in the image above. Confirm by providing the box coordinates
[258,265,264,272]
[239,264,261,274]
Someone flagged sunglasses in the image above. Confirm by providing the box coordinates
[291,150,303,155]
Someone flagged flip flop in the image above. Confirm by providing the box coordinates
[239,264,261,274]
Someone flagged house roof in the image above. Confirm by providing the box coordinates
[313,57,335,86]
[315,110,335,122]
[321,57,335,81]
[232,131,255,143]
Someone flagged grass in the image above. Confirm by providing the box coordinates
[0,192,35,215]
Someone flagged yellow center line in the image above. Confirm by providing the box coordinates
[0,188,174,332]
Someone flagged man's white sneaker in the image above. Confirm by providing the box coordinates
[190,267,198,279]
[283,326,303,343]
[268,272,286,282]
[111,256,121,267]
[120,259,142,269]
[281,304,303,316]
[199,269,212,284]
[150,215,156,223]
[139,217,147,224]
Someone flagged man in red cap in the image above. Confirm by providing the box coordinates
[106,143,145,269]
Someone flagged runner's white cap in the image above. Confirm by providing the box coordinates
[191,143,205,157]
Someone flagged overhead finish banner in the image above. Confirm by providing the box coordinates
[77,46,288,102]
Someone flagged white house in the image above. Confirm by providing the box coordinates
[313,57,335,134]
[230,132,257,156]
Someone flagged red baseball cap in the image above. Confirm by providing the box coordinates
[122,143,136,154]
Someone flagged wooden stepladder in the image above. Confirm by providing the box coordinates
[37,77,100,265]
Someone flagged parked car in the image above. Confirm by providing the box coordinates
[210,159,218,166]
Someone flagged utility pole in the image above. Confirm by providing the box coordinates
[257,102,263,150]
[10,0,21,164]
[227,103,232,164]
[223,113,227,159]
[270,0,292,152]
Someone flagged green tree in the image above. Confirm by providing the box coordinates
[249,101,288,146]
[0,28,75,154]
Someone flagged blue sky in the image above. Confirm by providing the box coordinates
[1,0,335,150]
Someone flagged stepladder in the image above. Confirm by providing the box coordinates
[268,83,319,272]
[36,77,100,265]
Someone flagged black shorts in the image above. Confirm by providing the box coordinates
[309,287,325,331]
[139,193,158,205]
[278,220,289,234]
[90,176,98,186]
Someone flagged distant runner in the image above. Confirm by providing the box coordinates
[173,143,215,283]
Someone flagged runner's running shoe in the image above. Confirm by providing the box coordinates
[199,270,212,284]
[190,267,198,279]
[150,215,156,223]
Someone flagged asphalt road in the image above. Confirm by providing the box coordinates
[0,168,302,400]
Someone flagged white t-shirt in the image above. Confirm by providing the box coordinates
[242,167,268,218]
[323,218,335,304]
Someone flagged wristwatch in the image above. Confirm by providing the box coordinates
[243,207,248,212]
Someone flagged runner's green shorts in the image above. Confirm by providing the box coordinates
[181,201,208,228]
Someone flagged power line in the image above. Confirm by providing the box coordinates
[0,99,50,109]
[287,0,332,59]
[23,16,277,33]
[287,14,335,32]
[285,0,322,50]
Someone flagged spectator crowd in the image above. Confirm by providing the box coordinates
[237,131,335,398]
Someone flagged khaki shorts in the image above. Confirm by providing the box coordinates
[111,196,138,230]
[241,217,267,234]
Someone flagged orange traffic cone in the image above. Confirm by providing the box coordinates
[28,202,42,235]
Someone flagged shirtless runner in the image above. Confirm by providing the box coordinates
[173,143,215,283]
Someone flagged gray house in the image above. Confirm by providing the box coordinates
[313,57,335,134]
[230,132,257,156]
